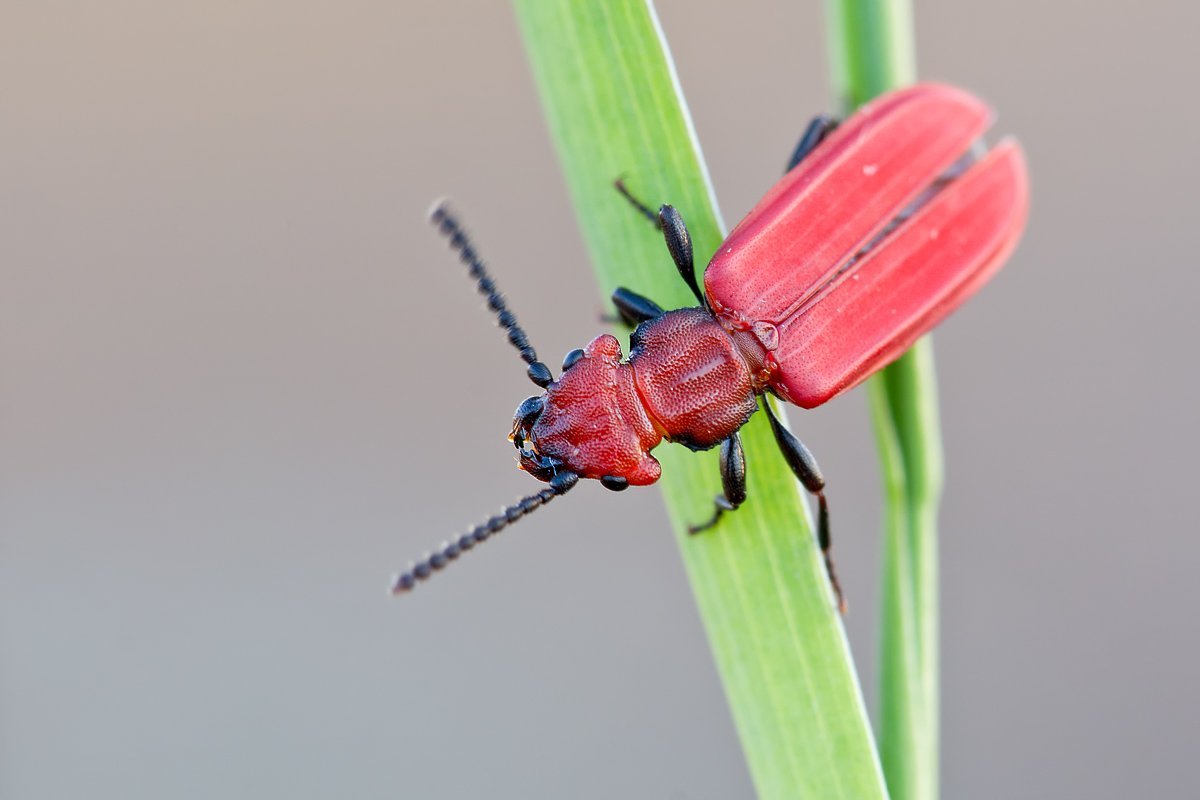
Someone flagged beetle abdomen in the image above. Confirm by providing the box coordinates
[628,308,757,451]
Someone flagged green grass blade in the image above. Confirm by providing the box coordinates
[514,2,887,797]
[823,1,942,798]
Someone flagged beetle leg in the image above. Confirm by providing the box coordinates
[612,180,707,307]
[614,177,660,227]
[761,396,846,613]
[689,432,747,534]
[610,287,665,326]
[785,114,839,172]
[657,205,706,306]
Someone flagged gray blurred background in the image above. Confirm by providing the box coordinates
[3,1,1198,798]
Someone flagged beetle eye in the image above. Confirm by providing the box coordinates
[513,395,544,427]
[510,395,545,447]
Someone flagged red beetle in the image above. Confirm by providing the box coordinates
[394,83,1029,607]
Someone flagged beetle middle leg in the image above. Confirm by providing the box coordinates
[761,395,845,613]
[689,432,747,534]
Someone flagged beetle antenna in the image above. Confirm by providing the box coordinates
[391,472,579,594]
[429,201,554,388]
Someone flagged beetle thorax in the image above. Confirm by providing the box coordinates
[510,309,761,486]
[626,308,759,451]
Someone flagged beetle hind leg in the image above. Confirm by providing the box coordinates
[761,396,846,613]
[811,491,844,614]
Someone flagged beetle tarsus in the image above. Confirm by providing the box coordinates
[815,491,846,613]
[688,434,747,534]
[614,177,660,226]
[688,495,735,535]
[762,396,844,613]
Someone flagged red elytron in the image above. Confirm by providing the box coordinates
[395,83,1029,604]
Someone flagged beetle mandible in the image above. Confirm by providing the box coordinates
[393,83,1029,609]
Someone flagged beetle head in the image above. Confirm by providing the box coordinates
[507,334,663,487]
[509,394,562,482]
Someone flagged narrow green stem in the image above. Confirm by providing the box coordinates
[515,2,887,797]
[823,1,942,799]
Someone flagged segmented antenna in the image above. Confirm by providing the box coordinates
[391,472,579,594]
[429,202,553,388]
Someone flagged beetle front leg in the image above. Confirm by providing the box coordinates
[610,287,665,326]
[785,114,839,172]
[761,396,845,613]
[689,432,747,534]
